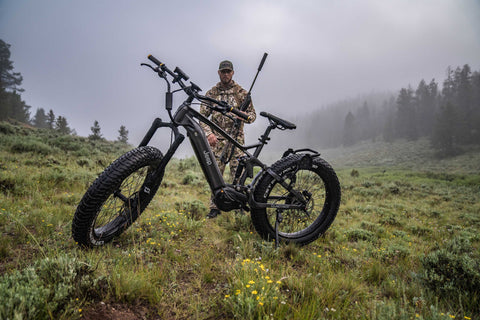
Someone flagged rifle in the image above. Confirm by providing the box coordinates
[220,52,268,164]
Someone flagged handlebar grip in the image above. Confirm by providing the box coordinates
[148,55,163,66]
[229,107,250,121]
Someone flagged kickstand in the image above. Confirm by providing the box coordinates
[275,209,283,249]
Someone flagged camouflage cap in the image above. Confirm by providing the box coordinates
[218,60,234,71]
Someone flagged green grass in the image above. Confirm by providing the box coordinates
[1,121,479,319]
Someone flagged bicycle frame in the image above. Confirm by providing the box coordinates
[138,97,313,214]
[138,98,270,194]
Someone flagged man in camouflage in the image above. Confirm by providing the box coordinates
[200,60,256,218]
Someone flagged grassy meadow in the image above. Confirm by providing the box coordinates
[1,121,479,320]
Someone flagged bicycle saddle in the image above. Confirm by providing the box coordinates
[260,111,296,130]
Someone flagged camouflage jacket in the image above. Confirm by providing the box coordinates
[199,80,256,142]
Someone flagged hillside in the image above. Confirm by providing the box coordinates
[323,138,480,174]
[1,121,479,319]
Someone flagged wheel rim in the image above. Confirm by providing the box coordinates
[266,168,327,237]
[93,166,150,240]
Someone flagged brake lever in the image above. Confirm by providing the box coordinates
[140,63,156,72]
[141,63,167,78]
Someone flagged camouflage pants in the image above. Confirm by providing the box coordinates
[209,139,244,210]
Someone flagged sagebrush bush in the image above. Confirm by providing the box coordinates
[420,236,480,306]
[182,171,200,185]
[379,244,409,263]
[49,135,84,152]
[350,169,359,177]
[174,199,207,219]
[8,136,54,155]
[345,228,375,242]
[0,255,107,320]
[0,122,16,135]
[177,156,199,171]
[76,158,91,167]
[379,214,403,227]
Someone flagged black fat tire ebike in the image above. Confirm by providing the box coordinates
[72,55,341,248]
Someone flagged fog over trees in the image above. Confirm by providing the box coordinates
[261,64,480,157]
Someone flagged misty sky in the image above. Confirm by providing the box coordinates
[1,0,479,149]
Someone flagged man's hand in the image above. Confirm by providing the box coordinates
[207,133,218,147]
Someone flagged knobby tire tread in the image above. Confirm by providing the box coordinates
[252,154,341,246]
[72,146,163,247]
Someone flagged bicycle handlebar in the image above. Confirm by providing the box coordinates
[148,54,163,66]
[146,54,250,122]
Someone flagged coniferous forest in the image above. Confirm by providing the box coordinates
[280,64,480,158]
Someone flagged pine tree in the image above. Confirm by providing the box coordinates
[431,102,458,156]
[0,39,27,122]
[416,79,438,136]
[89,120,103,140]
[395,87,417,140]
[46,109,55,129]
[55,116,71,135]
[32,108,48,128]
[471,71,480,144]
[1,90,31,122]
[117,125,129,144]
[0,39,23,92]
[454,65,473,143]
[342,111,355,146]
[355,101,372,141]
[383,114,395,143]
[442,67,456,104]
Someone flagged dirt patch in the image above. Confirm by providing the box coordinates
[82,301,161,320]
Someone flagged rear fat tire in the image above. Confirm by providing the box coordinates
[72,146,163,247]
[252,154,341,246]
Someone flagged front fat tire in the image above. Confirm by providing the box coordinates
[252,154,341,246]
[72,146,163,247]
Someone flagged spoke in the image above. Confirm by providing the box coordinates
[265,168,328,235]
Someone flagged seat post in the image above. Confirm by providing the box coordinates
[253,124,275,158]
